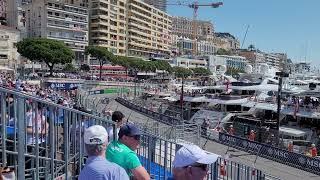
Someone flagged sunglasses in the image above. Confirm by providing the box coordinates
[186,163,209,171]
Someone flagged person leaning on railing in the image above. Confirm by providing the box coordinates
[106,123,150,180]
[168,144,219,180]
[79,125,129,180]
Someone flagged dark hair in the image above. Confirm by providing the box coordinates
[112,111,124,122]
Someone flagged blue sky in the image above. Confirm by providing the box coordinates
[167,0,320,67]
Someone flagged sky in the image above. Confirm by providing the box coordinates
[167,0,320,67]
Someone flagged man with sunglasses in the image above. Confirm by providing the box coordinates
[168,144,220,180]
[106,123,150,180]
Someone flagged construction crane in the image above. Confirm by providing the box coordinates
[167,1,223,55]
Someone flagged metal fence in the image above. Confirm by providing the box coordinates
[0,87,277,180]
[138,133,268,180]
[117,97,320,176]
[116,97,201,145]
[0,86,116,179]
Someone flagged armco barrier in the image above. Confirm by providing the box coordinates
[219,133,320,176]
[116,97,181,125]
[117,97,320,176]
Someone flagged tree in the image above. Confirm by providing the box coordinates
[191,67,212,77]
[17,38,74,76]
[216,48,231,55]
[153,60,173,73]
[80,64,90,72]
[85,46,115,80]
[63,63,77,72]
[173,66,192,78]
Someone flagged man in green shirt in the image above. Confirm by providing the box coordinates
[106,123,150,180]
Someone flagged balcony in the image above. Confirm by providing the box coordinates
[47,14,87,24]
[47,23,88,32]
[47,34,88,43]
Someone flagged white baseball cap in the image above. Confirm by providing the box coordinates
[84,125,108,145]
[173,144,220,168]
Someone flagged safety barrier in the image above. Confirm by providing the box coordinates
[0,86,116,179]
[218,133,320,176]
[138,133,267,180]
[117,97,320,176]
[115,97,201,145]
[0,88,274,180]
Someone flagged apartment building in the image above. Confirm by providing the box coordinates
[89,0,171,58]
[89,0,127,55]
[171,56,207,69]
[206,55,247,74]
[214,32,240,50]
[0,0,6,20]
[0,26,20,68]
[143,0,166,12]
[171,16,214,40]
[172,36,215,56]
[24,0,89,64]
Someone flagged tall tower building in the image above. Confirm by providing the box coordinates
[143,0,166,12]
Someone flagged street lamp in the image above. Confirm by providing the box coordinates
[275,71,289,144]
[180,75,184,122]
[134,69,137,98]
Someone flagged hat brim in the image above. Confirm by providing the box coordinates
[196,153,220,165]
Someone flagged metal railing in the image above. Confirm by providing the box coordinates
[117,97,320,176]
[0,87,277,180]
[115,97,201,145]
[0,86,116,179]
[138,133,269,180]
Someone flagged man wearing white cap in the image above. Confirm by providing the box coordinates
[79,125,129,180]
[169,144,220,180]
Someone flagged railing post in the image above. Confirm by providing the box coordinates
[64,110,69,179]
[49,107,55,179]
[1,92,7,167]
[17,97,25,179]
[35,102,40,180]
[164,140,168,180]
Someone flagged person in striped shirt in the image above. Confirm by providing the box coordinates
[79,125,129,180]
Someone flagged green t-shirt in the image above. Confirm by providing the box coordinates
[106,141,141,176]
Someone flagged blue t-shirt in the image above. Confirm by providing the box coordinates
[79,156,129,180]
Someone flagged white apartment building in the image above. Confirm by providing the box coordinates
[206,55,247,73]
[172,36,215,56]
[24,0,89,64]
[89,0,171,57]
[0,26,20,69]
[171,56,207,69]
